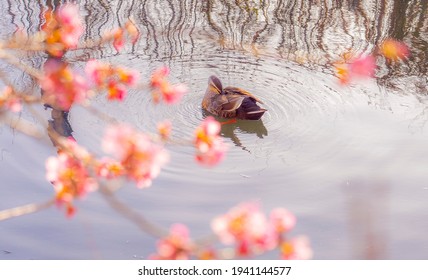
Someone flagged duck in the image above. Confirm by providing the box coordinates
[202,75,267,120]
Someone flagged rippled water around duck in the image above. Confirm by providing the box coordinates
[0,0,427,259]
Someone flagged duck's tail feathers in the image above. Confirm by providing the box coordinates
[244,109,267,120]
[237,98,267,120]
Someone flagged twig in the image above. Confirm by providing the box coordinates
[85,103,120,124]
[0,198,55,221]
[0,112,45,139]
[98,183,168,238]
[0,50,43,80]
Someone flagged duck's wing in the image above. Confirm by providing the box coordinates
[211,94,246,112]
[222,95,246,111]
[223,87,264,104]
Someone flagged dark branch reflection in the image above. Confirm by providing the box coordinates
[2,0,425,75]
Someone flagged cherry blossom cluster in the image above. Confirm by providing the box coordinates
[41,59,88,110]
[85,60,139,101]
[111,20,140,52]
[45,124,169,216]
[194,116,228,166]
[150,66,187,104]
[334,39,410,84]
[149,224,194,260]
[45,138,97,217]
[149,203,312,259]
[380,39,410,62]
[41,4,84,57]
[101,124,169,188]
[334,55,376,85]
[157,120,172,141]
[212,203,312,259]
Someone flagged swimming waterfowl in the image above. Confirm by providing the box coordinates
[202,76,267,120]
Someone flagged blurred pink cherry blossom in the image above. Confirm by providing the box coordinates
[41,59,88,110]
[212,202,312,258]
[109,20,140,52]
[349,55,376,77]
[0,86,21,112]
[102,124,169,188]
[194,116,227,166]
[45,139,97,217]
[150,224,194,260]
[334,54,376,85]
[211,202,271,256]
[85,60,139,101]
[150,66,187,104]
[96,157,125,179]
[113,29,125,52]
[55,4,84,48]
[157,120,172,141]
[41,4,84,57]
[125,20,140,44]
[280,236,313,260]
[269,207,296,235]
[380,39,410,61]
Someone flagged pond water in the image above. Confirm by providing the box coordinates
[0,0,427,259]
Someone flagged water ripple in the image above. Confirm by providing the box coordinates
[105,50,357,179]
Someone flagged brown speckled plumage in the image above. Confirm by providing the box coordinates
[202,76,266,120]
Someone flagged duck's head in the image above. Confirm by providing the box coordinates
[208,75,223,94]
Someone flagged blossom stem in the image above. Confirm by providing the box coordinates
[85,104,120,124]
[98,183,168,238]
[194,233,218,247]
[0,198,55,221]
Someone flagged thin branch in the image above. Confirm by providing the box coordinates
[98,183,168,238]
[0,199,55,221]
[85,103,120,124]
[0,112,45,139]
[0,50,43,80]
